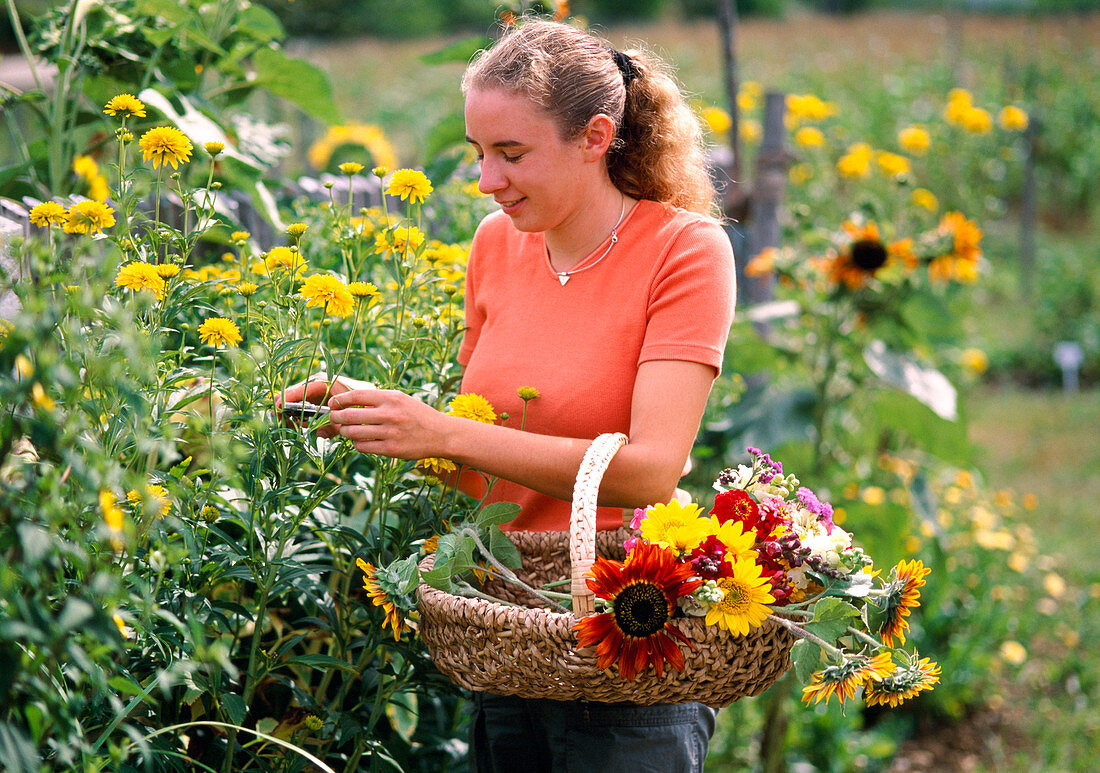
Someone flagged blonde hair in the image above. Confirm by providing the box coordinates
[462,20,716,216]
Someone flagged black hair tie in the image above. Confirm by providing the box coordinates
[611,49,638,86]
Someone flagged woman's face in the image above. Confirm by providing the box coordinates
[464,87,596,236]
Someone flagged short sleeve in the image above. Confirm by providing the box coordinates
[639,219,736,374]
[457,218,490,367]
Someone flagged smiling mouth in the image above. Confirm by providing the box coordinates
[498,197,524,208]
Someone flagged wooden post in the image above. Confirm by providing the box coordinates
[746,92,788,309]
[717,0,743,207]
[1019,115,1037,300]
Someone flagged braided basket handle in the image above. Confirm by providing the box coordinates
[570,432,629,618]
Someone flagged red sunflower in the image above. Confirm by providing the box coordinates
[574,542,703,682]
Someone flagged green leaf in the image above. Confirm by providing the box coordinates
[236,5,284,43]
[221,693,246,725]
[420,35,491,65]
[803,597,861,643]
[863,340,957,420]
[135,0,194,26]
[487,526,523,571]
[108,676,154,704]
[251,47,341,125]
[424,111,467,163]
[286,654,359,674]
[863,388,971,466]
[792,639,823,684]
[474,502,521,529]
[385,691,418,743]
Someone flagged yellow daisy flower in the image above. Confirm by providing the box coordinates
[115,261,166,300]
[139,126,194,169]
[794,126,825,148]
[639,501,708,554]
[155,264,181,279]
[29,201,67,228]
[998,105,1028,132]
[446,393,497,424]
[702,106,732,135]
[198,317,242,348]
[298,273,355,318]
[385,168,433,204]
[103,94,146,119]
[347,281,379,299]
[897,125,931,155]
[264,246,307,275]
[65,200,116,235]
[286,223,309,237]
[703,556,775,635]
[339,162,364,175]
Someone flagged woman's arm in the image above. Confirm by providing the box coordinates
[326,359,715,509]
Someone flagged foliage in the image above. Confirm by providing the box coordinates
[0,87,488,769]
[1,0,341,201]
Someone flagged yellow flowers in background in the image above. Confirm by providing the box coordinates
[115,261,166,300]
[65,200,115,235]
[308,123,398,173]
[29,201,67,228]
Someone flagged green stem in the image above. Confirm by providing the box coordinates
[766,613,842,658]
[466,529,570,613]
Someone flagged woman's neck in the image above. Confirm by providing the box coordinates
[544,185,630,273]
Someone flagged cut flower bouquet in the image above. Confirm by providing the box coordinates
[573,447,939,708]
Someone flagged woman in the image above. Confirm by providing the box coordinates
[283,19,735,772]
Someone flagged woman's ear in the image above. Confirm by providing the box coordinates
[580,113,617,161]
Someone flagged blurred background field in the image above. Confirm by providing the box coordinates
[2,1,1097,771]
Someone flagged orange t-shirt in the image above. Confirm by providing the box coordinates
[457,199,736,531]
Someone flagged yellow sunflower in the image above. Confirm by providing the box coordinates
[801,651,896,706]
[929,212,983,284]
[703,556,775,635]
[385,168,433,204]
[115,261,166,300]
[198,317,242,348]
[878,559,931,647]
[863,656,940,708]
[298,273,355,318]
[103,94,146,119]
[446,393,497,424]
[639,501,708,554]
[139,126,193,170]
[65,200,116,235]
[356,557,409,642]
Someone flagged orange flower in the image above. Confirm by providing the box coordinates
[574,542,702,682]
[878,559,931,647]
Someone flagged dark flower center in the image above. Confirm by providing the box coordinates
[851,239,888,272]
[613,581,670,638]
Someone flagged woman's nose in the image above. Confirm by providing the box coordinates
[478,159,506,194]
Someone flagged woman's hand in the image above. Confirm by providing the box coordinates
[328,389,450,460]
[277,373,375,438]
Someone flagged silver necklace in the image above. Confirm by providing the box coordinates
[546,196,628,286]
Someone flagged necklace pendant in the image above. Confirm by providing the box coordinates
[557,273,571,286]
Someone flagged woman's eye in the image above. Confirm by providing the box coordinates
[503,154,523,163]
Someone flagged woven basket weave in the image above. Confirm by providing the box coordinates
[416,433,795,707]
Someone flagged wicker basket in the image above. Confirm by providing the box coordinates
[416,433,795,707]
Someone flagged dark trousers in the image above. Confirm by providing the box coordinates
[468,692,717,773]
